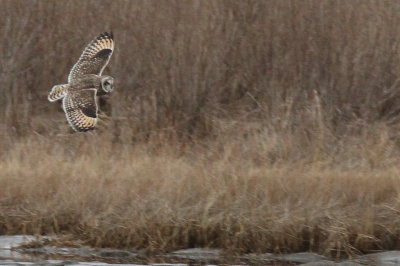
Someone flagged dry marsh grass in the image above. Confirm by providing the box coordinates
[2,128,400,257]
[2,0,400,257]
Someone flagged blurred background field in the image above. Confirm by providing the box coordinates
[2,0,400,257]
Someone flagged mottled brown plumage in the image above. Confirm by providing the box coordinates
[48,32,115,132]
[63,89,98,132]
[68,32,114,82]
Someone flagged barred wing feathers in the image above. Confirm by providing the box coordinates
[62,89,98,132]
[68,32,114,82]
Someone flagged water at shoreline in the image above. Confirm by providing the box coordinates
[2,235,400,265]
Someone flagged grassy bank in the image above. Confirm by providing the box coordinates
[2,123,400,257]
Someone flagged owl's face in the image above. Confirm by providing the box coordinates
[101,76,114,93]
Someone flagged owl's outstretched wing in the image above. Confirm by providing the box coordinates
[68,32,114,83]
[62,89,98,132]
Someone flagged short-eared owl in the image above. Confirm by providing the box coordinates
[48,32,115,132]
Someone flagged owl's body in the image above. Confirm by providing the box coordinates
[48,32,115,132]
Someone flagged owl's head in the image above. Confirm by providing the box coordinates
[101,76,114,93]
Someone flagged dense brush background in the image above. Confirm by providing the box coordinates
[2,0,400,258]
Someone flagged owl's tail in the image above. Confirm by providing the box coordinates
[48,84,69,102]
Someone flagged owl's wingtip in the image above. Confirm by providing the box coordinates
[101,31,113,40]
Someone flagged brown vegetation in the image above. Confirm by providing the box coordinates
[2,0,400,257]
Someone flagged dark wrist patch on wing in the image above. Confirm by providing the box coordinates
[96,49,112,59]
[81,106,97,118]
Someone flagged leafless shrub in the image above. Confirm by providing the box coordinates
[1,0,400,138]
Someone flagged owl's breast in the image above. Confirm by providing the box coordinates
[70,75,101,90]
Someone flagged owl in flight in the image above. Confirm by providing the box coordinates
[48,32,115,132]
